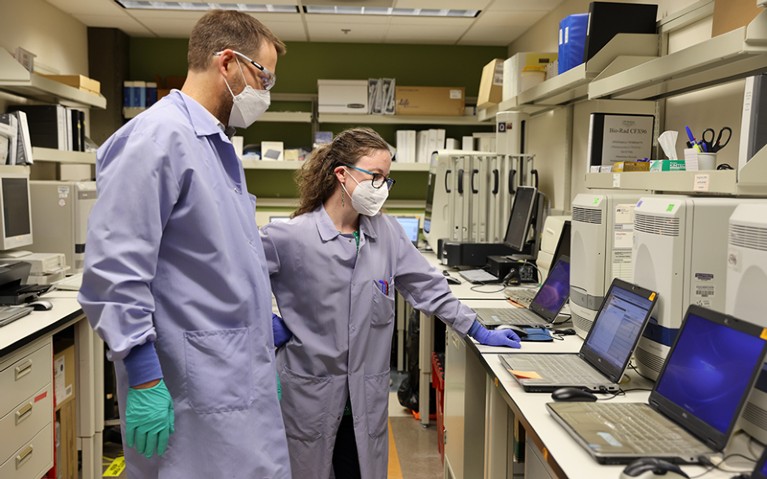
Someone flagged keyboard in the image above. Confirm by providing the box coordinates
[0,305,33,327]
[458,269,500,284]
[476,307,542,326]
[54,273,83,291]
[505,287,538,307]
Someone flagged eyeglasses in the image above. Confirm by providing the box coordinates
[214,50,276,91]
[343,164,395,190]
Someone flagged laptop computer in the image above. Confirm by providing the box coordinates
[393,216,420,247]
[474,256,570,328]
[499,278,656,392]
[547,304,767,465]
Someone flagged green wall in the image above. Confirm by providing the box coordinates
[128,38,504,200]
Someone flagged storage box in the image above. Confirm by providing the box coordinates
[477,58,505,110]
[612,161,650,172]
[558,14,588,74]
[55,401,77,479]
[712,0,762,37]
[41,74,101,95]
[502,52,557,100]
[649,159,688,171]
[318,79,368,114]
[395,86,464,116]
[53,342,75,410]
[261,141,284,161]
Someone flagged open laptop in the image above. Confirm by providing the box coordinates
[546,304,767,465]
[393,216,420,247]
[504,256,570,308]
[474,256,570,328]
[499,278,656,392]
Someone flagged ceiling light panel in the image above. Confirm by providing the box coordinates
[303,5,479,17]
[114,1,299,12]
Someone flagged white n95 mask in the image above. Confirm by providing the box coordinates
[343,171,389,216]
[223,60,270,129]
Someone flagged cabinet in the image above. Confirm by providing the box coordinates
[0,338,54,479]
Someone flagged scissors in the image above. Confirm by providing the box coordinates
[701,127,732,153]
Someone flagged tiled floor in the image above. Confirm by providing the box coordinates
[101,376,444,478]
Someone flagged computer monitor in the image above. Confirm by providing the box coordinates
[0,170,32,251]
[503,186,537,254]
[393,216,420,246]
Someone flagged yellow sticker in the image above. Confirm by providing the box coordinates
[103,456,126,477]
[511,370,542,379]
[760,328,767,341]
[649,292,656,301]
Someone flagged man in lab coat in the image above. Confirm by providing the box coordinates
[79,10,291,478]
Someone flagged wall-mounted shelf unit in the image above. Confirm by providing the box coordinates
[589,10,767,101]
[317,113,486,126]
[242,160,429,171]
[0,49,106,109]
[32,147,96,165]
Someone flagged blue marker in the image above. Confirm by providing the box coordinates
[685,126,701,152]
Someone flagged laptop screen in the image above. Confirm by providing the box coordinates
[394,216,419,246]
[654,308,767,438]
[529,256,570,321]
[580,279,657,383]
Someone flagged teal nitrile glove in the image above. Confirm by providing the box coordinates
[125,380,175,458]
[468,320,522,348]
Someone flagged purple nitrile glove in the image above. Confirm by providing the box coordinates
[272,313,293,348]
[468,320,521,348]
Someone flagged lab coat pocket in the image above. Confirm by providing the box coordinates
[279,366,332,441]
[364,370,390,438]
[184,328,254,414]
[370,281,395,326]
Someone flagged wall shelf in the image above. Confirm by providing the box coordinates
[0,49,106,109]
[589,10,767,101]
[32,147,96,165]
[242,160,429,171]
[256,197,425,209]
[317,113,487,126]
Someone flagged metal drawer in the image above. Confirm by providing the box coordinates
[0,422,53,479]
[0,341,52,418]
[0,383,52,465]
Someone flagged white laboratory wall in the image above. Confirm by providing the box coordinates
[0,0,89,112]
[527,108,571,212]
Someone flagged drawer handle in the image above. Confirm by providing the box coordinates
[15,445,33,469]
[15,403,33,425]
[14,359,33,380]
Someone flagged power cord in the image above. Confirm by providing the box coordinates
[469,283,506,293]
[695,453,756,477]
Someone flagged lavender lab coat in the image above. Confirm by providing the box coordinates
[79,90,291,478]
[260,206,475,479]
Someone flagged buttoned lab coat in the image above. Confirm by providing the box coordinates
[261,206,476,479]
[79,90,291,479]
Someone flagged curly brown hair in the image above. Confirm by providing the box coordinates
[187,10,286,72]
[294,128,390,217]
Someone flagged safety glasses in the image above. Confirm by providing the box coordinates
[214,50,276,91]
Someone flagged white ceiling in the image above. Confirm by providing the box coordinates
[45,0,565,46]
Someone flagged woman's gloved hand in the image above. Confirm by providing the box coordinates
[468,320,522,348]
[272,313,293,348]
[125,379,175,458]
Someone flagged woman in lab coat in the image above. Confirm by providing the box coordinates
[260,127,521,479]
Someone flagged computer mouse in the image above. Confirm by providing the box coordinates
[28,300,53,311]
[619,458,689,479]
[496,325,528,337]
[550,387,598,402]
[445,276,461,285]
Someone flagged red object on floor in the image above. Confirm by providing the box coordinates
[432,352,445,461]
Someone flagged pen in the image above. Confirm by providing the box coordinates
[685,126,701,153]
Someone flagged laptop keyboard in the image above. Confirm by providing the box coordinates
[524,354,601,383]
[505,288,537,307]
[577,403,705,454]
[479,308,542,326]
[0,306,33,327]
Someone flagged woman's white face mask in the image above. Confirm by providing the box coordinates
[342,169,389,216]
[223,58,270,129]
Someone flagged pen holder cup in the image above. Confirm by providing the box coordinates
[698,152,716,170]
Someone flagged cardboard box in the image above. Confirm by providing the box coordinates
[54,342,75,410]
[650,159,688,171]
[477,59,505,109]
[502,52,557,100]
[41,74,101,94]
[318,79,368,114]
[55,400,77,479]
[395,86,465,116]
[712,0,762,37]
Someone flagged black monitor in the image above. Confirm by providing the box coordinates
[552,220,571,267]
[503,186,537,254]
